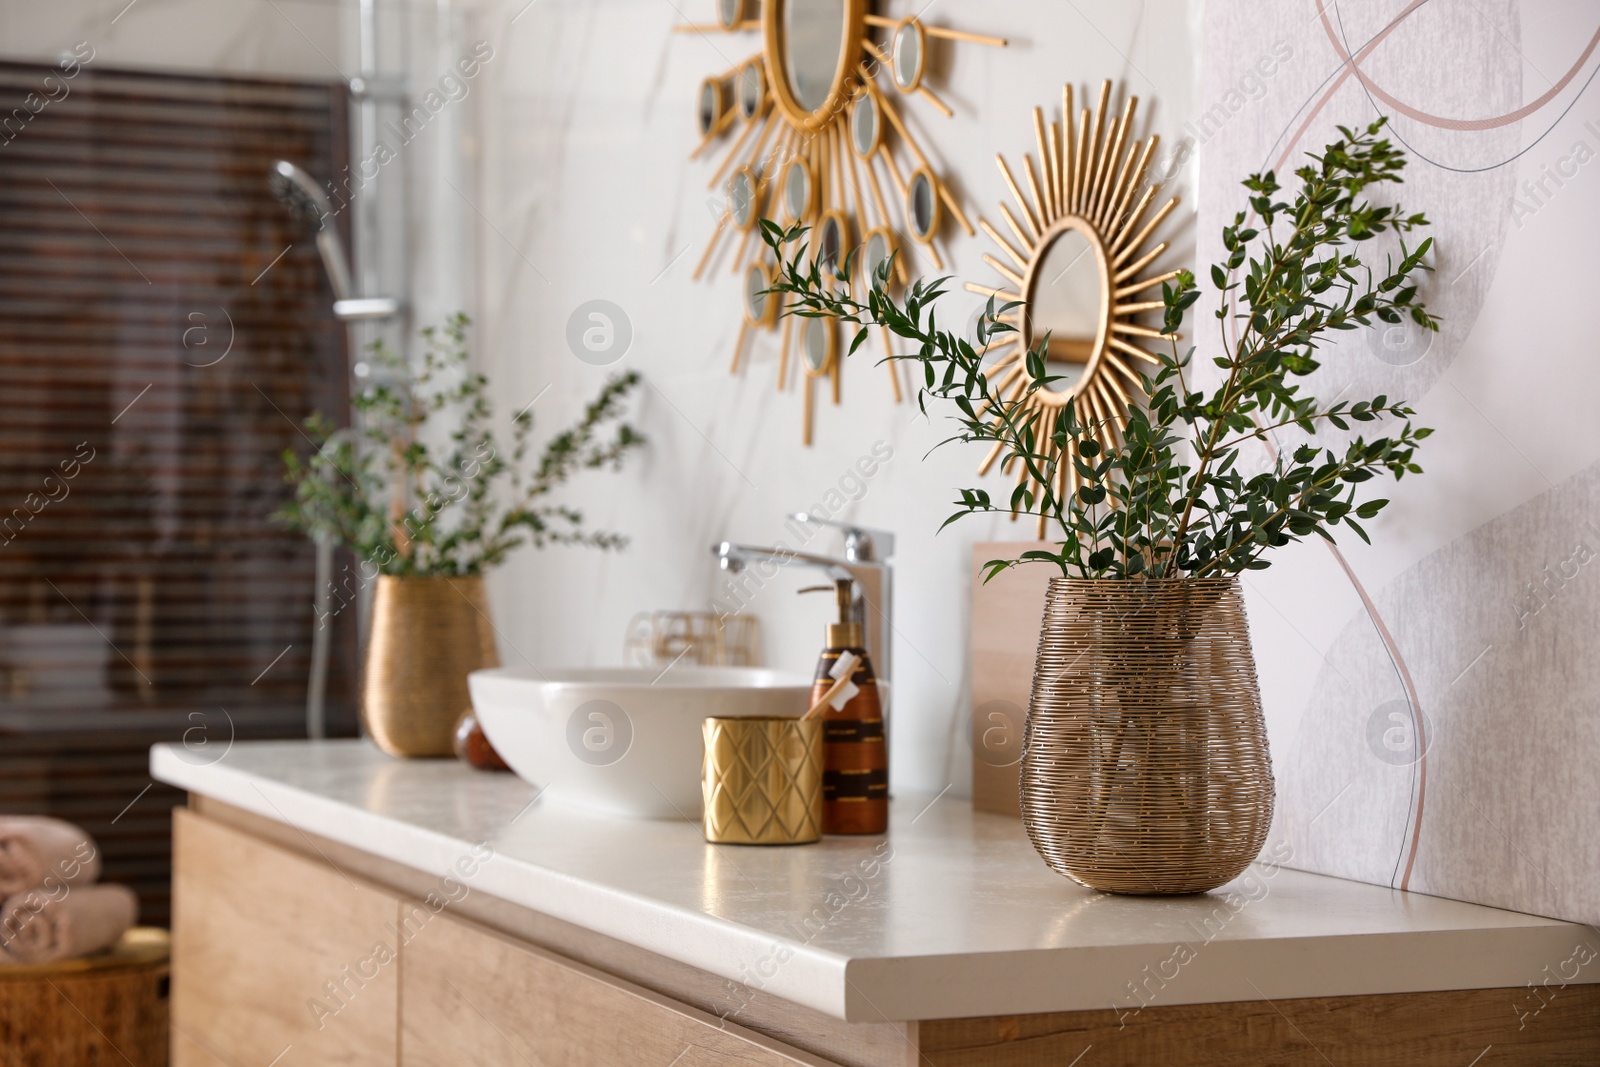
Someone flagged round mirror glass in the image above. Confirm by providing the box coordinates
[907,171,936,239]
[849,93,879,157]
[801,317,832,373]
[783,0,847,113]
[818,215,845,279]
[717,0,742,31]
[698,80,723,136]
[783,159,811,220]
[892,22,923,91]
[728,170,757,229]
[1028,227,1103,392]
[863,230,892,286]
[737,64,763,120]
[745,265,770,322]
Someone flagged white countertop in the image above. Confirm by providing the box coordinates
[152,739,1595,1022]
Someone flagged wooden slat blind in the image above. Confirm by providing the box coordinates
[0,61,359,926]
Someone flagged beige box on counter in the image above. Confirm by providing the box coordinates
[969,542,1054,817]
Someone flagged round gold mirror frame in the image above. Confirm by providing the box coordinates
[1018,215,1111,408]
[890,18,927,93]
[800,315,838,377]
[737,61,766,120]
[969,80,1184,535]
[861,225,903,289]
[728,166,762,230]
[764,0,867,133]
[744,263,778,326]
[698,77,728,136]
[905,166,941,244]
[849,90,881,158]
[780,157,815,221]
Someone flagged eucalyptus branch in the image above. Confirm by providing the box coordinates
[279,314,646,576]
[761,116,1437,582]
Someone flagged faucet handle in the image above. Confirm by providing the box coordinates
[787,513,895,561]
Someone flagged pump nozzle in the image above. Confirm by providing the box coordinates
[799,578,863,649]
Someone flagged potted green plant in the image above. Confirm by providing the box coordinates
[764,119,1437,892]
[280,314,645,758]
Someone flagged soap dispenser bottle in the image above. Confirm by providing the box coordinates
[801,579,887,834]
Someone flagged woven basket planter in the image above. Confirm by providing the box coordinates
[1020,577,1273,894]
[0,927,169,1066]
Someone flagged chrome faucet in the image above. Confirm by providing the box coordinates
[713,514,895,694]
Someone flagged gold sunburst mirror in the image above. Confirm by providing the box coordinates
[676,1,1006,444]
[969,81,1184,536]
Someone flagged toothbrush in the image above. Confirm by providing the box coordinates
[802,651,859,720]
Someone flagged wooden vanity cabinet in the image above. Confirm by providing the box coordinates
[171,809,401,1066]
[400,905,831,1066]
[172,805,1600,1067]
[171,809,835,1066]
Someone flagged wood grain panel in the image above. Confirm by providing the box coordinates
[919,984,1600,1066]
[969,542,1054,817]
[196,795,918,1067]
[171,809,399,1067]
[400,909,840,1067]
[171,1026,233,1067]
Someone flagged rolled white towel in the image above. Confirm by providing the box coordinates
[0,884,137,964]
[0,816,100,897]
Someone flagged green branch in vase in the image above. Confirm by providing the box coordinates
[760,117,1438,582]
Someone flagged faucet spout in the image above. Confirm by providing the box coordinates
[714,541,852,580]
[710,534,894,700]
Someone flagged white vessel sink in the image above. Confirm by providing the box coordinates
[468,666,812,819]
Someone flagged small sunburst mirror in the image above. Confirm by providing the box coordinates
[817,211,849,281]
[969,81,1185,536]
[890,19,926,91]
[862,227,899,289]
[728,167,760,230]
[678,2,1007,444]
[744,263,777,326]
[800,316,837,393]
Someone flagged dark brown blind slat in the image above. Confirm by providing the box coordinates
[0,60,360,927]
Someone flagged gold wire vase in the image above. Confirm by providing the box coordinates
[1020,577,1273,894]
[363,575,500,758]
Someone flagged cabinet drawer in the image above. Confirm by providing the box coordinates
[171,808,401,1067]
[401,910,837,1066]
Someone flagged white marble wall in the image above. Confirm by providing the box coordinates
[471,1,1203,796]
[0,0,355,80]
[1,0,1205,798]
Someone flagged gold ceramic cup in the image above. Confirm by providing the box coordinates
[702,717,822,845]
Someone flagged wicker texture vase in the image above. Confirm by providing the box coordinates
[363,575,500,758]
[1020,577,1273,894]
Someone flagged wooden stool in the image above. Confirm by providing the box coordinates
[0,927,169,1066]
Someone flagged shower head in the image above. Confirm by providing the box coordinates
[268,160,404,320]
[269,160,334,231]
[268,159,353,302]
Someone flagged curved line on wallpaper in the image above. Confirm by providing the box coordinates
[1323,541,1426,889]
[1235,0,1437,889]
[1318,2,1600,177]
[1318,4,1600,133]
[1298,0,1597,891]
[1254,0,1434,890]
[1250,0,1600,891]
[1330,10,1600,175]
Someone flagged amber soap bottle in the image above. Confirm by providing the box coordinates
[805,579,887,834]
